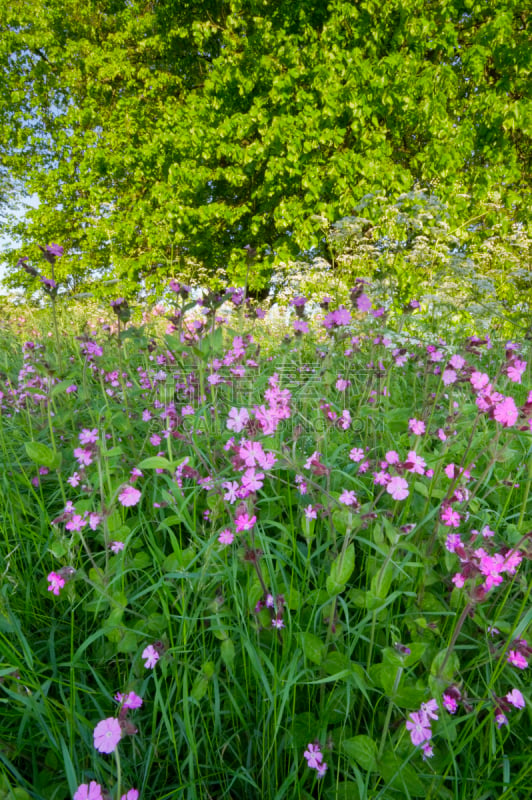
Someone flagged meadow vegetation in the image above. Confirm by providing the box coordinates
[0,256,530,800]
[1,3,530,798]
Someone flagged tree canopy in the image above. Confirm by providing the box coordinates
[1,0,530,295]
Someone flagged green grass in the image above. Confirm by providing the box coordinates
[0,289,530,800]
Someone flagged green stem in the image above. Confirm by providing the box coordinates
[50,298,63,374]
[114,746,122,800]
[437,601,473,680]
[378,666,403,758]
[517,449,532,530]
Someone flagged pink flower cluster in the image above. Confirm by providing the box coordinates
[74,784,138,800]
[322,306,352,329]
[507,639,530,670]
[303,741,328,777]
[405,699,439,758]
[319,400,352,430]
[445,531,523,597]
[254,593,286,629]
[52,501,102,533]
[470,372,520,427]
[492,686,526,728]
[47,567,76,596]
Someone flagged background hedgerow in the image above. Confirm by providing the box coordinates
[0,276,531,800]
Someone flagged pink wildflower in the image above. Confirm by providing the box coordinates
[409,418,425,435]
[118,485,141,507]
[386,476,409,501]
[507,359,526,383]
[373,470,390,486]
[73,447,93,466]
[445,533,462,553]
[222,481,239,503]
[110,541,125,553]
[503,550,522,574]
[47,571,65,596]
[115,691,143,710]
[235,512,257,532]
[420,699,439,721]
[241,468,264,494]
[121,792,139,800]
[323,306,352,328]
[471,372,490,391]
[508,650,528,669]
[440,506,461,527]
[442,369,457,386]
[405,451,426,475]
[443,694,457,714]
[240,440,265,467]
[218,529,234,545]
[493,397,519,427]
[339,489,357,506]
[449,354,465,370]
[421,742,434,759]
[142,644,160,669]
[505,689,525,709]
[349,447,365,462]
[405,711,432,746]
[294,319,309,334]
[73,782,104,800]
[66,513,87,532]
[79,428,98,444]
[93,717,122,754]
[315,761,328,778]
[226,407,250,433]
[304,742,325,772]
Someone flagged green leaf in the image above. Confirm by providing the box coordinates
[190,675,209,701]
[220,638,235,668]
[392,685,429,708]
[191,661,215,701]
[342,735,378,771]
[325,782,362,800]
[378,752,426,796]
[299,632,327,665]
[326,543,355,596]
[430,649,460,682]
[371,561,394,599]
[137,455,172,470]
[414,480,429,498]
[25,441,61,469]
[291,712,319,748]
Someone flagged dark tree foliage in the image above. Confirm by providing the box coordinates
[1,0,530,295]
